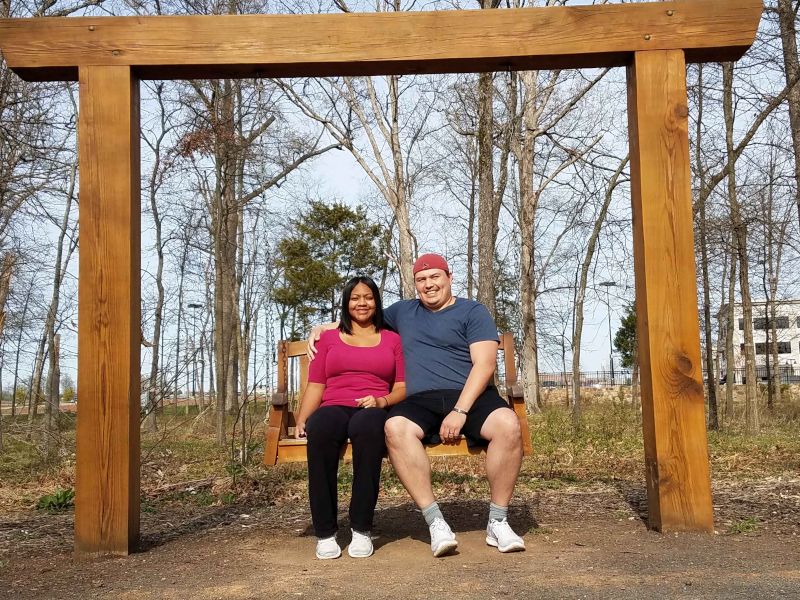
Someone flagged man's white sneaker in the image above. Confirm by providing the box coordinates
[429,517,458,557]
[347,529,374,558]
[315,535,341,560]
[486,519,526,553]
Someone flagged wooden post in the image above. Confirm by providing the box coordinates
[75,65,141,556]
[627,50,714,532]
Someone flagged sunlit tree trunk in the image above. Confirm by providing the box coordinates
[694,63,719,430]
[144,82,173,434]
[571,157,627,423]
[723,62,759,434]
[724,251,737,425]
[776,0,800,228]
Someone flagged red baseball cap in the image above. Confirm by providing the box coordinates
[413,253,450,275]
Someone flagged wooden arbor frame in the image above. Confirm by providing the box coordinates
[0,0,761,557]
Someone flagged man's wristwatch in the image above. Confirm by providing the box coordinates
[451,407,469,416]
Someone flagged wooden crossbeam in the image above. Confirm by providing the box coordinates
[0,0,761,81]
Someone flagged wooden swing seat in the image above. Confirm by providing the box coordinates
[263,332,532,465]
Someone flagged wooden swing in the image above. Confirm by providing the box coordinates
[0,0,762,556]
[263,333,533,465]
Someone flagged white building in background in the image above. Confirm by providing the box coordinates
[717,299,800,381]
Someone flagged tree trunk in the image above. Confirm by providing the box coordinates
[387,75,416,298]
[209,78,240,443]
[175,242,187,417]
[724,251,737,425]
[769,293,780,405]
[44,334,60,455]
[723,62,759,434]
[27,336,46,425]
[511,70,542,413]
[777,0,800,228]
[144,83,171,434]
[631,342,640,411]
[762,283,774,410]
[476,68,499,318]
[694,63,719,430]
[764,162,783,408]
[0,254,13,337]
[571,157,627,424]
[0,253,15,452]
[11,280,32,417]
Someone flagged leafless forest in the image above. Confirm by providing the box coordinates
[1,0,800,465]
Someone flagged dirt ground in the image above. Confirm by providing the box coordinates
[2,476,799,600]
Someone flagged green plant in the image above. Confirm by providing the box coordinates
[36,488,75,511]
[225,461,245,479]
[727,517,759,535]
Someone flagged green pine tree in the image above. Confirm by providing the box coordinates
[273,201,388,339]
[613,303,637,369]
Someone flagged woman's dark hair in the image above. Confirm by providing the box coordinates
[338,275,384,335]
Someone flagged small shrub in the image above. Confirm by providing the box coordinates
[225,461,245,479]
[36,488,75,511]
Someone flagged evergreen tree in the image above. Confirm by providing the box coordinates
[613,303,637,369]
[273,201,387,339]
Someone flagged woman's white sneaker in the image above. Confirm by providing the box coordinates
[315,535,342,559]
[347,529,374,558]
[429,517,458,557]
[486,519,525,553]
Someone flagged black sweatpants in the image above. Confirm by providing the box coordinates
[305,405,388,538]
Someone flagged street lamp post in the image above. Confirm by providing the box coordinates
[599,281,617,386]
[187,303,203,401]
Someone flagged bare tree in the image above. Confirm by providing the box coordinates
[507,58,608,413]
[141,81,181,433]
[571,156,628,423]
[775,0,800,228]
[278,69,430,297]
[723,62,759,434]
[692,62,720,430]
[0,252,15,452]
[176,68,336,445]
[724,249,737,424]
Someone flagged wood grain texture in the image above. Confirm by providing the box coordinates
[626,50,713,533]
[0,0,761,81]
[264,405,289,466]
[75,65,141,556]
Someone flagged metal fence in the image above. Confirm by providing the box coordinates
[536,370,634,389]
[536,366,800,389]
[718,366,800,385]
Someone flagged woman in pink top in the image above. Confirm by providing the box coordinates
[295,276,405,560]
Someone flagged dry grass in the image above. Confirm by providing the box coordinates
[1,388,799,514]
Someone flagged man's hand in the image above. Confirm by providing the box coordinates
[306,325,326,359]
[439,411,467,444]
[306,322,338,359]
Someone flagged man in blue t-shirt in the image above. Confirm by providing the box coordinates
[309,253,525,557]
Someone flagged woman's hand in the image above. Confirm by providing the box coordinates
[295,420,307,438]
[355,395,384,409]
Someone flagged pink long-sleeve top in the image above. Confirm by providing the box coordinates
[308,329,405,408]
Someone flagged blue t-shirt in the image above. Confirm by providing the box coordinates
[384,298,499,395]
